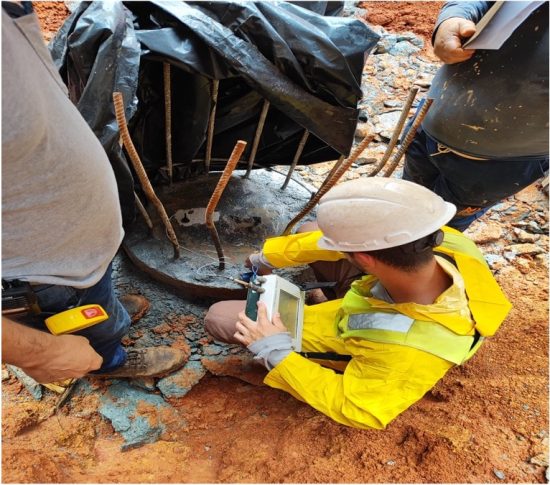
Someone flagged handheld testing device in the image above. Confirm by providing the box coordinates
[244,274,305,352]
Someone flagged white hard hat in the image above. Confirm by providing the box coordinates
[317,178,456,252]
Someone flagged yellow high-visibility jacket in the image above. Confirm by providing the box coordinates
[260,227,511,429]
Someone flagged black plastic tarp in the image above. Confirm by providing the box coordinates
[50,1,379,224]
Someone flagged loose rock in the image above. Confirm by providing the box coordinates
[484,254,506,271]
[99,381,172,450]
[466,222,504,244]
[373,110,402,139]
[493,469,505,480]
[513,228,540,243]
[157,361,207,399]
[6,365,42,400]
[388,40,421,57]
[505,243,544,256]
[529,454,549,467]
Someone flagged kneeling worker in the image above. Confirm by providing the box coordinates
[205,178,511,429]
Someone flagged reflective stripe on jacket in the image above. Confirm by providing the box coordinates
[337,263,481,366]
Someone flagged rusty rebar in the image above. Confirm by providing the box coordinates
[205,140,248,270]
[281,129,309,190]
[383,98,433,178]
[244,99,270,178]
[318,154,345,193]
[134,191,153,230]
[204,79,220,173]
[282,132,375,236]
[113,92,180,259]
[163,62,173,184]
[368,86,418,177]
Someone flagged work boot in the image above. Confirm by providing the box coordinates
[119,294,150,324]
[93,347,186,379]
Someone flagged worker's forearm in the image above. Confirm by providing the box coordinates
[2,318,103,383]
[2,318,56,367]
[262,231,345,268]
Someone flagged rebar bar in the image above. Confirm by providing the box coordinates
[244,99,270,178]
[318,154,345,193]
[163,62,173,184]
[204,79,220,174]
[368,86,418,177]
[134,191,153,230]
[281,129,309,190]
[382,98,433,178]
[205,140,248,270]
[282,132,375,236]
[113,92,180,259]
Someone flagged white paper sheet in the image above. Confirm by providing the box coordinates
[463,1,544,50]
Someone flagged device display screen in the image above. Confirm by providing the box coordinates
[278,289,299,336]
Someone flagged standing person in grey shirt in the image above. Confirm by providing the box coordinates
[1,4,185,383]
[403,1,548,231]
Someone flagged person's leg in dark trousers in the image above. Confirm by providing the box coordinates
[404,126,548,231]
[14,264,131,372]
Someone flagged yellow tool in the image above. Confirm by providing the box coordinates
[44,305,109,411]
[45,304,108,335]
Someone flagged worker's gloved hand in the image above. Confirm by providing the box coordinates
[245,251,274,275]
[433,17,476,64]
[19,334,103,384]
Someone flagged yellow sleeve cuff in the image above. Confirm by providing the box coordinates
[262,231,345,268]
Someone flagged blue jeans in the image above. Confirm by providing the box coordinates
[403,106,548,231]
[15,264,130,372]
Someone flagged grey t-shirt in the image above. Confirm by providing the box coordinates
[2,11,124,288]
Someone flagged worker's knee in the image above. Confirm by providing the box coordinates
[204,300,246,344]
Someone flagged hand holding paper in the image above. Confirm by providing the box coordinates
[434,17,477,64]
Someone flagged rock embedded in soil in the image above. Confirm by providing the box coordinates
[484,254,506,271]
[513,228,540,243]
[493,469,506,480]
[465,222,504,244]
[157,361,207,399]
[373,110,402,139]
[529,453,549,467]
[202,352,267,387]
[99,381,171,450]
[6,365,42,400]
[131,378,157,392]
[505,243,545,256]
[387,40,422,57]
[152,322,172,335]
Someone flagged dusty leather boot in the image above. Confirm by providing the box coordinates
[93,347,186,378]
[118,294,150,324]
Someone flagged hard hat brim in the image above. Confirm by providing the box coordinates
[316,201,457,252]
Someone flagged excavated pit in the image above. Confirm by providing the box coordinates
[123,168,317,298]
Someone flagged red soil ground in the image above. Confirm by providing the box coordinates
[361,1,443,40]
[2,3,548,483]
